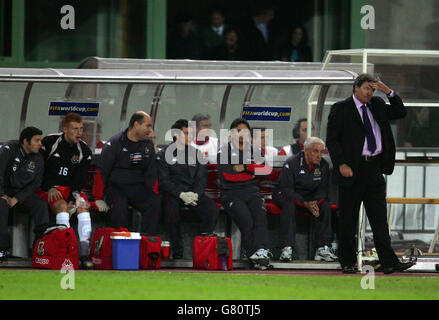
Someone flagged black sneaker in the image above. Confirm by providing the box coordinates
[342,265,357,274]
[0,250,9,263]
[79,256,94,270]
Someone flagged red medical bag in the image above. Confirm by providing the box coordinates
[90,227,129,270]
[193,235,233,270]
[140,236,162,269]
[32,225,79,270]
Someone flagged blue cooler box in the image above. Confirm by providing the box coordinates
[111,232,141,270]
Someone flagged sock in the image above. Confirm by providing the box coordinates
[56,212,70,228]
[77,212,91,257]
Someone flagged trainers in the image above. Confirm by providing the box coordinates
[0,250,8,263]
[253,262,274,271]
[279,246,293,262]
[249,248,271,267]
[79,257,94,269]
[314,245,338,262]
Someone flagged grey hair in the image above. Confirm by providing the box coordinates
[304,137,325,149]
[192,113,211,127]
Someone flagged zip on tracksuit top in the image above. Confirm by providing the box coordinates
[274,151,329,207]
[217,141,271,197]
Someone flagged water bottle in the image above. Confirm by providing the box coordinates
[331,239,338,255]
[219,256,228,271]
[72,191,90,210]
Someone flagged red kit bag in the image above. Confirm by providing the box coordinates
[140,236,162,269]
[193,235,233,270]
[90,227,129,270]
[32,225,79,270]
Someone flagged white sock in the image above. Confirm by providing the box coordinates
[77,212,91,243]
[77,212,92,257]
[56,212,70,228]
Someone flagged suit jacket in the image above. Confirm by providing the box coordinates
[240,19,276,61]
[326,93,406,186]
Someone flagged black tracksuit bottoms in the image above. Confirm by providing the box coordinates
[221,192,269,257]
[163,192,219,256]
[106,183,161,235]
[273,193,333,252]
[0,194,49,250]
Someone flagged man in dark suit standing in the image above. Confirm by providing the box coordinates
[241,3,276,61]
[326,74,415,274]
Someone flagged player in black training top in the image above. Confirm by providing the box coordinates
[38,113,93,268]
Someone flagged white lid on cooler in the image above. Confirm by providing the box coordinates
[110,232,141,240]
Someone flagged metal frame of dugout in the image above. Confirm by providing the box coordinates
[3,52,439,272]
[0,64,357,269]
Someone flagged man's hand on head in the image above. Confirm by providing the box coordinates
[374,78,392,95]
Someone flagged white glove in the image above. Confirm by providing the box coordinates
[95,200,110,212]
[179,192,198,206]
[186,192,198,206]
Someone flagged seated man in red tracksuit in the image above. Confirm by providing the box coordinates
[217,118,273,270]
[273,137,337,262]
[157,119,219,259]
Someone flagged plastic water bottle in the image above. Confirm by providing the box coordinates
[72,191,90,210]
[331,239,338,255]
[219,256,228,271]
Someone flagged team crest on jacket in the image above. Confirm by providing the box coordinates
[71,155,80,164]
[314,168,321,177]
[145,146,149,154]
[28,161,35,170]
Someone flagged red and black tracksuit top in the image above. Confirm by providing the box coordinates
[274,151,329,207]
[217,142,271,197]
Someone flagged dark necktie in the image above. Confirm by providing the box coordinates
[361,104,377,153]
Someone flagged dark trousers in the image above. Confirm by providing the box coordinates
[0,194,49,250]
[163,192,219,255]
[221,192,268,257]
[338,159,399,268]
[273,194,333,251]
[106,183,161,235]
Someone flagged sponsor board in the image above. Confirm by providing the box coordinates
[49,102,99,117]
[242,106,292,122]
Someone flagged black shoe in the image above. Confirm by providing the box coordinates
[0,250,8,263]
[79,257,94,270]
[383,261,415,274]
[342,266,356,274]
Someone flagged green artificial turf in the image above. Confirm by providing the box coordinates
[0,269,438,300]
